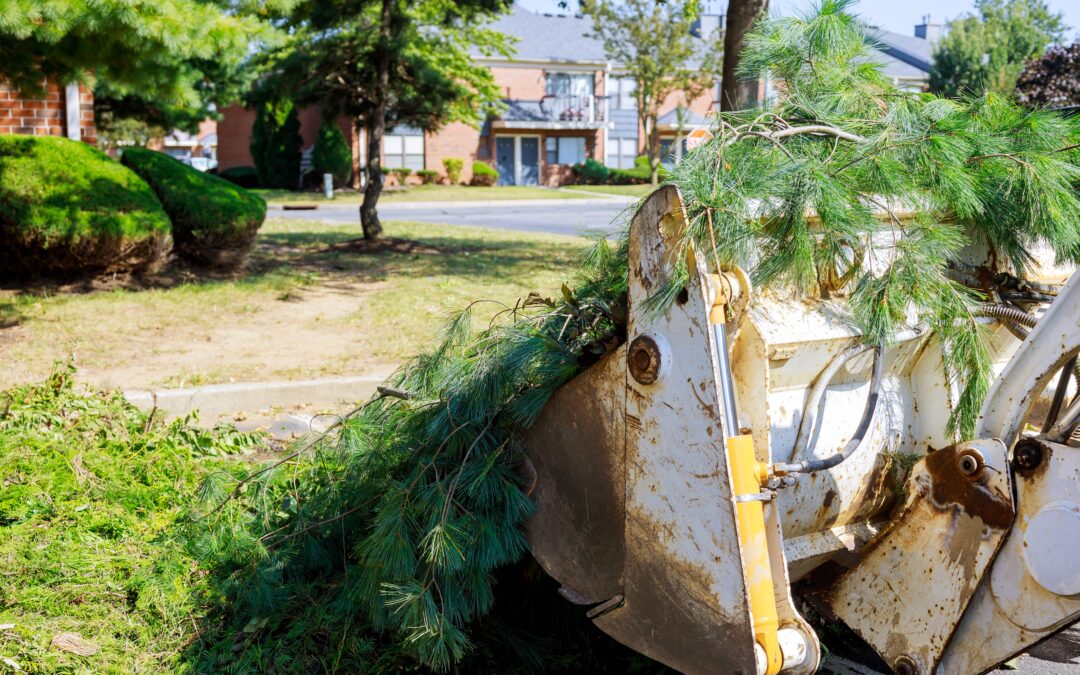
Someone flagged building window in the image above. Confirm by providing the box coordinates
[546,73,594,98]
[606,137,637,169]
[610,76,636,110]
[545,136,587,165]
[384,127,424,170]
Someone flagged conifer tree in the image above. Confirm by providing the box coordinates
[0,0,287,135]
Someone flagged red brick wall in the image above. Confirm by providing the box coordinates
[491,66,546,99]
[425,122,484,184]
[0,80,96,143]
[217,104,256,170]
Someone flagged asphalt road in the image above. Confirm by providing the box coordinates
[269,198,633,236]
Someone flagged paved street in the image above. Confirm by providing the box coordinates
[270,197,634,236]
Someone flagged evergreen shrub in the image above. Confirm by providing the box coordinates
[470,161,498,186]
[609,155,666,184]
[218,166,259,189]
[390,167,412,183]
[416,169,439,184]
[572,157,610,184]
[250,100,301,190]
[0,136,170,277]
[443,157,464,184]
[311,118,353,187]
[121,147,266,269]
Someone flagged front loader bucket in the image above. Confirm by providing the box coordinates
[522,187,818,675]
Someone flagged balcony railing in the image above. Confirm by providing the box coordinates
[500,95,607,125]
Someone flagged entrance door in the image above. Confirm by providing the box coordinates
[495,137,515,186]
[519,137,540,186]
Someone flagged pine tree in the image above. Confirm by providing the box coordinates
[0,0,286,135]
[312,117,354,187]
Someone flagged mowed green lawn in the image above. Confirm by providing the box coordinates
[0,219,586,390]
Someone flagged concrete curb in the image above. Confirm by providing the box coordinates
[268,196,634,212]
[124,374,390,420]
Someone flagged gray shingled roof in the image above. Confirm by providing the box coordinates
[864,27,935,75]
[482,4,608,63]
[478,5,933,83]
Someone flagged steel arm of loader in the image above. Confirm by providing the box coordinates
[523,186,819,675]
[936,269,1080,674]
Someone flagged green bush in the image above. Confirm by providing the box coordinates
[250,100,301,190]
[609,154,667,185]
[311,118,353,187]
[0,136,171,277]
[390,167,412,183]
[121,147,266,269]
[571,158,610,184]
[218,166,260,189]
[470,160,498,186]
[443,157,464,184]
[416,169,439,184]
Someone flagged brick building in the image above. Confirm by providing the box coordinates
[0,80,96,144]
[216,4,939,187]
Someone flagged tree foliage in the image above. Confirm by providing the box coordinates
[250,100,302,190]
[1016,41,1080,107]
[185,2,1080,671]
[929,0,1067,98]
[0,0,288,135]
[254,0,513,239]
[312,117,355,187]
[582,0,720,185]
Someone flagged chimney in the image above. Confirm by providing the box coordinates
[915,15,942,42]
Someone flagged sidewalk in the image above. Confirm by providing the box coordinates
[268,193,636,211]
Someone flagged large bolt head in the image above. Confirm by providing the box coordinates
[628,334,663,385]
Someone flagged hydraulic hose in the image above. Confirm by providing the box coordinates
[787,342,875,462]
[778,338,885,475]
[977,303,1039,328]
[1042,355,1079,434]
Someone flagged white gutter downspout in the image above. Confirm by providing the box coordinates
[64,82,81,141]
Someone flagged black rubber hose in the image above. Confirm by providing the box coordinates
[1042,355,1079,434]
[779,339,885,474]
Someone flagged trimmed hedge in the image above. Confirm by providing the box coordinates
[610,155,667,184]
[219,166,260,189]
[572,158,610,184]
[0,136,171,277]
[121,147,266,269]
[470,161,498,186]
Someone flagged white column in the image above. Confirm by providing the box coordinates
[64,82,81,141]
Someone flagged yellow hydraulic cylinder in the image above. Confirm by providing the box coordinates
[728,434,783,675]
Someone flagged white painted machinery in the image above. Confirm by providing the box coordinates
[522,187,1080,674]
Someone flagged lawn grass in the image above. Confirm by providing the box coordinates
[0,366,265,673]
[0,219,585,390]
[256,184,590,205]
[564,184,655,197]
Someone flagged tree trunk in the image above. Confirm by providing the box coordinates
[721,0,769,112]
[360,0,394,240]
[360,118,384,240]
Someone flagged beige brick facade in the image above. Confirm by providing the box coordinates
[0,80,96,144]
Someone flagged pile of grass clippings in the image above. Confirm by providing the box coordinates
[0,363,264,672]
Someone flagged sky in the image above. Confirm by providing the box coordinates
[514,0,1079,39]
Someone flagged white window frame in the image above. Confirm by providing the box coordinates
[606,137,637,169]
[545,136,588,166]
[383,128,424,170]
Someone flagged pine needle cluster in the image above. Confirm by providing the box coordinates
[662,0,1080,437]
[184,2,1080,670]
[185,236,628,670]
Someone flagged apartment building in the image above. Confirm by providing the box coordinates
[216,4,940,187]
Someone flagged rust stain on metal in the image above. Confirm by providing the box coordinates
[924,447,1013,530]
[628,334,663,385]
